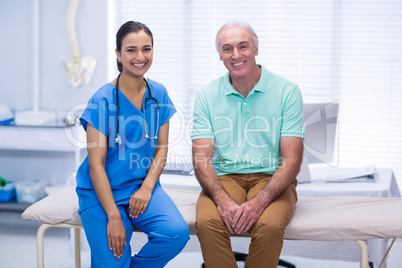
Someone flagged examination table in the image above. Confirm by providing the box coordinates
[22,186,402,268]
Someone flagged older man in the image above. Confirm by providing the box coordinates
[191,21,305,268]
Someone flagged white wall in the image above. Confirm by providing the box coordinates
[0,0,108,112]
[0,0,109,186]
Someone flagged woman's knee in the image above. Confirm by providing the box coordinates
[160,220,190,250]
[173,223,190,248]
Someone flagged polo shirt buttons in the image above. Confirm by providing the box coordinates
[242,102,250,117]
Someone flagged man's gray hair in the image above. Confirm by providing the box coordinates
[215,20,259,54]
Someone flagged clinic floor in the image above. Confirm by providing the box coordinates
[1,210,402,268]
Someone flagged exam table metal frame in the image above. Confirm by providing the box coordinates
[36,222,397,268]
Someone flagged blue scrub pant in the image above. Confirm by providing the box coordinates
[80,184,190,268]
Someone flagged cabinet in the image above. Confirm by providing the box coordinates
[0,123,86,210]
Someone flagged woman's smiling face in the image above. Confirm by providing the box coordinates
[117,30,153,77]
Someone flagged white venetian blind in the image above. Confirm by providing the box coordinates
[114,1,194,166]
[334,1,402,186]
[114,0,402,189]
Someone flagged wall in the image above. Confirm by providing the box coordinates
[0,0,109,186]
[0,0,108,112]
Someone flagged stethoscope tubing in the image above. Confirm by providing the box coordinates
[115,73,159,145]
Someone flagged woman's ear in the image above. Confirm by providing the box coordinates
[115,49,121,62]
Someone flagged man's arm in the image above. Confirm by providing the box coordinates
[232,136,303,234]
[192,138,239,234]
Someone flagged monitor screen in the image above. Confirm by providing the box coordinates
[297,102,339,183]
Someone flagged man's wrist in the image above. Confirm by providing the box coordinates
[212,189,233,206]
[254,191,271,208]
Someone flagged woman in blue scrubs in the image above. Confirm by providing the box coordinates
[76,21,189,268]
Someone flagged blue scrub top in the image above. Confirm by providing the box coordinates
[76,79,176,212]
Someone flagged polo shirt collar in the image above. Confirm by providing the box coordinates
[223,65,268,96]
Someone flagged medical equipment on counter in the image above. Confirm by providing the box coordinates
[14,110,57,126]
[0,175,17,202]
[0,103,14,125]
[0,182,16,202]
[115,74,160,145]
[16,180,46,203]
[296,102,339,183]
[64,106,85,127]
[0,175,8,187]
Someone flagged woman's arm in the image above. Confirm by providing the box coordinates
[128,121,170,218]
[86,124,126,259]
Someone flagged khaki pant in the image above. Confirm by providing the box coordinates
[196,173,297,268]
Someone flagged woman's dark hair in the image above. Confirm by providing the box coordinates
[116,21,153,72]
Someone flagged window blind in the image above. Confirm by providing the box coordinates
[334,1,402,186]
[114,0,402,190]
[114,1,193,167]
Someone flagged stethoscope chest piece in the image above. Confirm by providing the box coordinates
[115,134,121,146]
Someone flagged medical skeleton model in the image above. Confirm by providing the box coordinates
[63,0,96,87]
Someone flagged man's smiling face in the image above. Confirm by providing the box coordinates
[218,26,259,80]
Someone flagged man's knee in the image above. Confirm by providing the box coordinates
[252,220,285,240]
[196,215,226,235]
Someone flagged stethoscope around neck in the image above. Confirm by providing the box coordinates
[114,73,159,145]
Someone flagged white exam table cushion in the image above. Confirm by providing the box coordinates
[284,196,402,241]
[22,187,402,241]
[21,187,199,234]
[22,186,81,225]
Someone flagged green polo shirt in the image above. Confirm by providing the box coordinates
[191,65,305,176]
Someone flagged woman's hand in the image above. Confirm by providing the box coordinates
[129,186,152,218]
[127,121,169,219]
[107,216,126,259]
